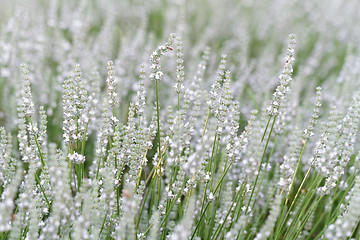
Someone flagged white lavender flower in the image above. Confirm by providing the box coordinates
[304,86,322,140]
[68,152,86,164]
[192,47,211,89]
[208,54,226,110]
[62,75,77,144]
[267,34,296,116]
[174,36,185,94]
[254,194,282,240]
[215,70,232,135]
[324,176,360,240]
[74,64,89,141]
[17,104,29,162]
[168,195,195,240]
[208,192,215,201]
[38,106,48,159]
[310,105,341,176]
[106,61,118,108]
[233,109,257,165]
[20,64,35,117]
[318,94,360,194]
[278,128,302,191]
[92,100,111,177]
[150,34,176,83]
[0,164,22,232]
[40,151,74,239]
[136,64,146,116]
[62,64,89,143]
[0,128,11,186]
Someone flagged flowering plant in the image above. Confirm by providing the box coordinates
[0,1,360,239]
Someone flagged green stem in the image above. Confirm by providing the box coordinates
[237,114,277,240]
[246,114,277,213]
[29,117,45,169]
[350,217,360,239]
[177,92,180,111]
[144,151,232,238]
[282,174,322,239]
[276,138,308,238]
[190,202,211,240]
[211,188,242,240]
[208,157,228,238]
[201,109,211,143]
[155,81,161,156]
[251,135,278,211]
[136,180,154,229]
[210,134,220,190]
[214,163,232,193]
[96,157,102,180]
[292,195,324,240]
[198,182,209,224]
[233,182,247,224]
[287,138,308,204]
[35,173,52,211]
[275,164,314,239]
[261,115,272,142]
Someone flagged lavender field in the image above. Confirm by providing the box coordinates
[1,0,360,239]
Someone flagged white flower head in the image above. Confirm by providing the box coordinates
[68,152,86,164]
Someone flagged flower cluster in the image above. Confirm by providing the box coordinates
[62,64,89,143]
[324,176,360,239]
[318,95,360,194]
[150,34,176,83]
[106,61,118,108]
[68,152,86,164]
[304,86,322,140]
[20,64,35,118]
[267,34,296,116]
[208,54,227,110]
[1,1,360,240]
[174,36,185,94]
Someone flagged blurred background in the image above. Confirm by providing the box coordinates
[1,0,360,136]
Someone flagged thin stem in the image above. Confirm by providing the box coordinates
[237,114,277,240]
[190,202,211,240]
[276,138,308,237]
[155,81,161,157]
[198,182,209,223]
[261,115,272,142]
[29,117,45,169]
[210,134,220,190]
[292,195,324,240]
[202,109,211,143]
[286,138,308,205]
[246,114,277,213]
[177,92,180,111]
[35,173,52,211]
[275,164,314,239]
[211,188,242,240]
